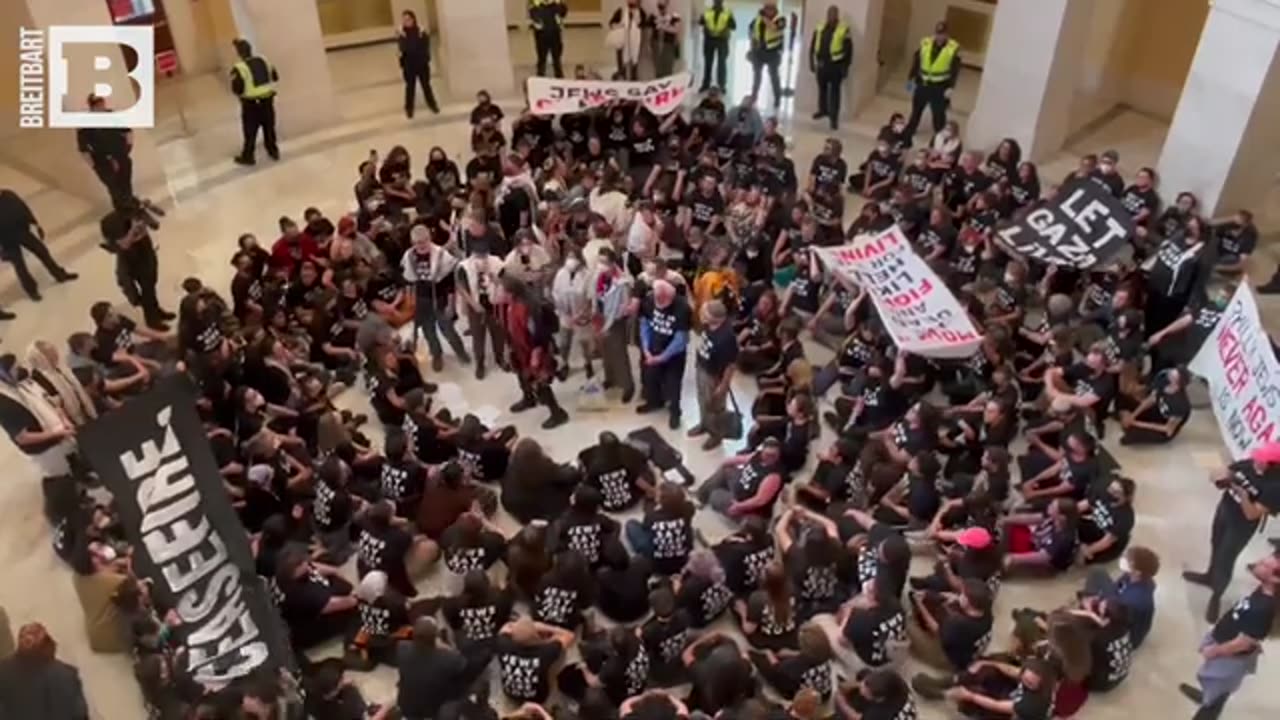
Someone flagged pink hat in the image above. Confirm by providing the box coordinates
[955,527,993,550]
[1251,441,1280,465]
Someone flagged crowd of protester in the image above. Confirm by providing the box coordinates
[3,68,1280,720]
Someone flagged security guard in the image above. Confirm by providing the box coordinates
[529,0,568,78]
[905,21,960,138]
[230,38,280,166]
[698,0,736,92]
[809,5,852,130]
[77,95,163,226]
[748,1,786,108]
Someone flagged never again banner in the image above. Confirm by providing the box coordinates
[814,226,982,359]
[527,72,692,116]
[79,375,293,686]
[996,177,1135,269]
[1189,285,1280,459]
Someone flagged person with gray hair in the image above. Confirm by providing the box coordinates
[689,299,740,450]
[638,278,693,429]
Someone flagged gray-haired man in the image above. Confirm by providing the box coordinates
[689,300,739,449]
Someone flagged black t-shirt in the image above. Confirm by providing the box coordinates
[842,602,905,666]
[495,636,562,702]
[312,478,353,534]
[810,154,848,191]
[556,514,613,566]
[775,654,833,701]
[278,567,337,628]
[1211,587,1278,643]
[697,321,740,376]
[356,522,413,586]
[1087,619,1133,691]
[677,574,734,627]
[357,595,409,639]
[0,394,61,455]
[645,508,693,574]
[716,535,776,594]
[440,525,506,574]
[1153,384,1190,427]
[840,685,917,720]
[1220,460,1280,525]
[786,544,841,603]
[861,150,901,186]
[685,188,725,229]
[916,222,955,258]
[643,297,693,355]
[1033,517,1078,570]
[1010,681,1054,720]
[642,611,692,672]
[533,579,587,628]
[92,318,137,364]
[231,273,264,317]
[1120,184,1159,225]
[940,609,993,670]
[443,588,515,645]
[379,459,424,507]
[397,644,469,719]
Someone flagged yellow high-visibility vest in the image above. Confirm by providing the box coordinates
[919,37,959,84]
[703,8,732,37]
[233,58,276,99]
[753,15,783,51]
[811,22,849,64]
[529,0,563,30]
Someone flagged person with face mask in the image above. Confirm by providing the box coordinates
[397,11,439,118]
[593,248,637,403]
[551,250,594,380]
[809,5,853,131]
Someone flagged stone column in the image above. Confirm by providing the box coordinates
[229,0,339,140]
[437,0,515,98]
[1157,0,1280,216]
[965,0,1096,160]
[794,0,884,121]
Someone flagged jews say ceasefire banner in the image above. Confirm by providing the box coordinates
[995,177,1135,269]
[814,226,983,359]
[79,375,293,686]
[527,72,692,115]
[1189,285,1280,459]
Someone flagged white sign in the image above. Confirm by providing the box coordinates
[1189,285,1280,459]
[527,72,691,116]
[16,25,155,129]
[814,226,983,359]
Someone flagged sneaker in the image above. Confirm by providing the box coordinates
[26,290,42,302]
[159,309,177,321]
[268,149,281,161]
[54,270,78,283]
[687,425,707,438]
[1178,683,1203,705]
[542,411,569,430]
[510,397,537,413]
[635,403,660,414]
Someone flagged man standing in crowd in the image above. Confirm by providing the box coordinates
[809,4,853,131]
[699,0,736,92]
[748,1,787,108]
[1183,443,1280,621]
[689,300,738,450]
[231,38,280,166]
[1179,550,1279,720]
[402,225,469,371]
[100,209,172,331]
[502,275,569,429]
[76,95,163,228]
[904,21,960,138]
[0,189,77,302]
[638,279,691,430]
[530,0,568,78]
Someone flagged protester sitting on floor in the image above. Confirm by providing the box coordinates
[697,437,787,521]
[749,622,834,702]
[274,547,359,651]
[906,578,994,674]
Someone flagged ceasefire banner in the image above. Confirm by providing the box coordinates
[78,375,294,686]
[527,72,692,115]
[1189,285,1280,459]
[813,226,983,359]
[995,177,1135,269]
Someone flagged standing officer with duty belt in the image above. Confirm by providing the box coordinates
[231,39,280,166]
[808,5,852,131]
[529,0,567,78]
[698,0,736,92]
[904,21,960,138]
[748,1,786,109]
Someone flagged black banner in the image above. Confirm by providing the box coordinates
[996,177,1135,269]
[79,375,293,685]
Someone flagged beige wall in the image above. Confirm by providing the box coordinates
[1116,0,1208,119]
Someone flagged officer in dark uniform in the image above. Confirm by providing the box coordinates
[76,95,164,227]
[100,209,172,330]
[809,5,853,130]
[905,21,961,138]
[0,189,76,302]
[698,0,736,92]
[748,1,786,108]
[230,39,280,166]
[529,0,568,78]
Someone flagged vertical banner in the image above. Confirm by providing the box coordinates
[78,375,293,686]
[813,226,983,359]
[526,72,692,115]
[1189,285,1280,459]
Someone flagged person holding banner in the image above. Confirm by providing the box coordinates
[809,5,853,131]
[1183,445,1280,622]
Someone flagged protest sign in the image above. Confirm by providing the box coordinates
[79,375,293,686]
[1189,285,1280,459]
[527,72,691,116]
[996,177,1135,269]
[813,226,982,359]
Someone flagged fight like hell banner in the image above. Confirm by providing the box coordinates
[995,178,1135,269]
[527,72,691,115]
[814,226,983,359]
[1189,285,1280,459]
[79,375,293,686]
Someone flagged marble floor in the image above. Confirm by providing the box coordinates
[1,30,1280,720]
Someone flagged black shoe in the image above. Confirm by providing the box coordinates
[142,199,165,216]
[405,108,415,119]
[1205,594,1222,623]
[1258,277,1280,295]
[267,149,280,161]
[429,104,441,115]
[701,435,722,451]
[1178,683,1203,705]
[823,410,845,431]
[556,367,569,382]
[910,673,953,701]
[145,318,170,332]
[431,356,444,372]
[157,309,176,321]
[584,364,595,379]
[26,290,42,302]
[0,308,15,321]
[620,388,634,404]
[542,410,569,430]
[668,413,681,431]
[636,403,660,414]
[510,397,537,413]
[1182,570,1211,587]
[234,154,256,166]
[422,381,439,393]
[475,364,486,380]
[54,270,78,283]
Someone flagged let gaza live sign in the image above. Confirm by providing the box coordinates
[814,226,983,359]
[527,72,692,116]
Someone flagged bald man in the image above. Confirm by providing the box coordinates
[638,279,693,429]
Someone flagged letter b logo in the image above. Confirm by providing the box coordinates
[48,26,154,128]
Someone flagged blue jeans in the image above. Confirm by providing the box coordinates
[625,519,653,557]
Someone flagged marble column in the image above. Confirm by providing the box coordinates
[0,0,165,207]
[965,0,1095,160]
[794,0,884,121]
[437,0,515,98]
[1157,0,1280,216]
[228,0,338,140]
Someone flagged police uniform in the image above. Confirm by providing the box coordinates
[76,125,136,212]
[810,19,852,130]
[699,3,736,91]
[231,54,280,164]
[749,7,786,107]
[529,0,568,78]
[905,30,960,137]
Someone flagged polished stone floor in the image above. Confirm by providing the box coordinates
[1,29,1279,720]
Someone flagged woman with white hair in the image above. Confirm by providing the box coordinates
[676,548,734,627]
[345,570,414,670]
[26,341,96,427]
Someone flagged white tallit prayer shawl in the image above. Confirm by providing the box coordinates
[26,342,97,426]
[0,376,75,476]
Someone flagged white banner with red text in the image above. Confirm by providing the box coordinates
[813,226,983,359]
[1189,284,1280,459]
[526,72,692,116]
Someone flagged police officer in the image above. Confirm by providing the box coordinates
[529,0,568,78]
[698,0,736,92]
[100,209,172,330]
[398,10,439,117]
[76,95,164,226]
[904,21,960,138]
[809,5,852,131]
[748,1,786,108]
[230,38,280,166]
[0,189,76,302]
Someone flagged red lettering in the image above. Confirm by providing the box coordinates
[1218,326,1249,393]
